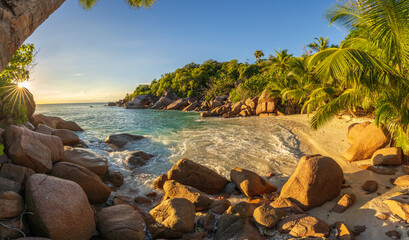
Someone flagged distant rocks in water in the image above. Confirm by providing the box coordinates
[166,158,228,195]
[343,122,390,161]
[104,133,144,148]
[152,90,179,109]
[4,125,64,173]
[230,167,277,198]
[166,97,190,110]
[125,150,153,168]
[124,94,156,109]
[31,114,83,131]
[61,146,108,179]
[279,154,344,211]
[25,174,95,240]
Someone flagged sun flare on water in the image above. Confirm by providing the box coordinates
[18,81,30,89]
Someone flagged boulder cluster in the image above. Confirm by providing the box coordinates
[108,89,299,118]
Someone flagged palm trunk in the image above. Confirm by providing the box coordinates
[0,0,65,72]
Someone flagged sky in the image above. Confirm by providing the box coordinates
[25,0,347,104]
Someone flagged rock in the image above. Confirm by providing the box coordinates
[230,167,277,197]
[384,193,409,220]
[361,180,378,193]
[215,95,229,102]
[376,213,389,220]
[0,177,20,193]
[125,95,150,109]
[108,171,124,187]
[152,90,179,109]
[215,218,264,240]
[393,175,409,186]
[347,121,371,145]
[135,195,153,205]
[125,151,153,168]
[256,90,279,115]
[154,174,168,189]
[35,124,53,135]
[253,204,286,228]
[55,118,84,131]
[270,197,305,214]
[31,114,56,129]
[62,146,108,179]
[210,199,231,214]
[245,97,258,110]
[104,133,144,148]
[52,129,80,146]
[97,205,145,240]
[149,198,195,238]
[351,225,366,236]
[4,125,64,173]
[279,154,344,211]
[25,174,95,240]
[0,219,27,239]
[335,221,355,240]
[163,180,213,211]
[359,164,398,175]
[166,98,190,110]
[0,163,34,190]
[51,162,111,204]
[239,108,252,117]
[371,147,402,166]
[15,238,51,240]
[200,111,211,117]
[167,158,228,194]
[183,102,199,112]
[230,101,243,115]
[203,212,216,231]
[332,193,356,213]
[343,122,390,161]
[210,100,223,109]
[0,191,24,218]
[278,214,330,238]
[385,230,400,239]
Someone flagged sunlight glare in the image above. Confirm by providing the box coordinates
[18,81,30,89]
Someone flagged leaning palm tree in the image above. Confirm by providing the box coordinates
[0,0,156,73]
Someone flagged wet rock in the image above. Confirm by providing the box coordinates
[334,221,355,240]
[253,204,286,228]
[371,147,402,166]
[163,180,213,211]
[270,197,305,214]
[104,133,144,148]
[230,167,277,198]
[4,125,64,173]
[332,193,356,213]
[280,154,344,211]
[149,198,195,238]
[154,174,168,189]
[35,124,53,135]
[210,199,231,214]
[361,180,378,193]
[107,171,124,187]
[343,122,390,161]
[26,174,95,240]
[97,205,145,240]
[256,90,279,115]
[277,214,330,238]
[0,191,24,218]
[125,151,153,168]
[52,129,80,146]
[167,158,228,195]
[62,146,108,179]
[51,162,111,204]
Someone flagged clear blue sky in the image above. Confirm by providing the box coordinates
[25,0,346,103]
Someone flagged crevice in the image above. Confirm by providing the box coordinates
[0,0,16,16]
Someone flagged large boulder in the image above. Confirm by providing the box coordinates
[371,147,402,166]
[245,97,258,110]
[0,191,24,218]
[152,90,179,109]
[32,114,83,131]
[35,124,53,135]
[182,102,199,112]
[97,205,145,240]
[0,163,34,191]
[256,90,279,115]
[62,146,108,178]
[230,101,243,116]
[25,174,95,240]
[166,158,228,195]
[166,98,190,110]
[149,198,195,238]
[347,122,371,144]
[279,155,344,211]
[125,151,153,169]
[104,133,144,148]
[52,129,80,146]
[125,95,149,109]
[163,180,213,211]
[278,214,330,238]
[253,204,285,228]
[230,167,277,198]
[4,126,64,173]
[51,162,111,204]
[343,122,390,161]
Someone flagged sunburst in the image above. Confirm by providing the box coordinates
[0,83,34,117]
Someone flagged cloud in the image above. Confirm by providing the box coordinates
[75,73,84,77]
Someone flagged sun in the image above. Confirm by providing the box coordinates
[17,81,30,89]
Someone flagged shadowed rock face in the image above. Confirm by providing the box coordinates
[0,0,66,72]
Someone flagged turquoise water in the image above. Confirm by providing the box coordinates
[36,103,302,195]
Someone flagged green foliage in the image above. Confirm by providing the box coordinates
[79,0,155,10]
[0,44,35,84]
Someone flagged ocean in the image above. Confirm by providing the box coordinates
[36,103,302,196]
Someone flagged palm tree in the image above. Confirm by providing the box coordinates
[254,50,265,63]
[309,0,409,151]
[308,37,330,53]
[0,0,156,72]
[269,49,293,77]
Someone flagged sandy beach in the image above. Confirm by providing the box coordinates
[273,114,405,240]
